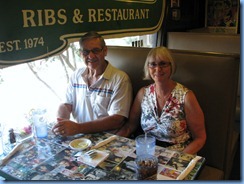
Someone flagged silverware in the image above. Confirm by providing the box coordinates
[84,149,97,159]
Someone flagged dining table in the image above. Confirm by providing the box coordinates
[0,128,205,181]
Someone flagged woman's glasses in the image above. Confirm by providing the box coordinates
[148,61,171,68]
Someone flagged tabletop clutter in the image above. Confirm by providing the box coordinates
[0,129,204,180]
[70,136,115,167]
[69,134,159,179]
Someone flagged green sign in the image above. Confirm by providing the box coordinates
[0,0,165,64]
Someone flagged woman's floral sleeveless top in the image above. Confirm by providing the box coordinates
[141,83,192,151]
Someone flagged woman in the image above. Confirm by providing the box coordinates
[117,47,206,155]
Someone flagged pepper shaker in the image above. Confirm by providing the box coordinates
[9,128,16,144]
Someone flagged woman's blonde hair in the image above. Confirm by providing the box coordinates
[143,47,176,80]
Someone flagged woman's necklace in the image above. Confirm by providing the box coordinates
[155,81,175,101]
[155,89,172,117]
[155,82,176,116]
[156,92,171,101]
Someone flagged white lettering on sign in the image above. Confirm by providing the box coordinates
[22,9,67,27]
[0,40,21,52]
[21,8,149,27]
[23,37,44,49]
[88,9,150,22]
[0,37,44,53]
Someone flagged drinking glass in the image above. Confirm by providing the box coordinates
[135,154,158,180]
[31,109,48,138]
[135,134,156,156]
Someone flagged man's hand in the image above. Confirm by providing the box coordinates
[52,118,80,136]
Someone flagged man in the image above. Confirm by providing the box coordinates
[52,31,133,136]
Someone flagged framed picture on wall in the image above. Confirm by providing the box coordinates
[171,0,180,8]
[206,0,239,34]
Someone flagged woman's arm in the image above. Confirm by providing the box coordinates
[183,91,206,155]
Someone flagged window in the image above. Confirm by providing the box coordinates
[0,34,156,136]
[106,33,157,48]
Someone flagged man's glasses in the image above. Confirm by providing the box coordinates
[148,61,171,68]
[81,47,103,56]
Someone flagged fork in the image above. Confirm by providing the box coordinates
[84,149,97,159]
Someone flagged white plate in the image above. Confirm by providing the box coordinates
[69,138,92,151]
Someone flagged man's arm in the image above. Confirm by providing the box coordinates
[52,103,72,135]
[57,103,72,119]
[76,114,125,134]
[53,114,126,136]
[116,87,144,137]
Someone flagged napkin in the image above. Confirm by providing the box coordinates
[77,149,109,167]
[176,156,201,180]
[91,135,117,149]
[0,143,23,166]
[0,135,32,166]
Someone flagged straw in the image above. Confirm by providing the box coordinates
[145,132,147,144]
